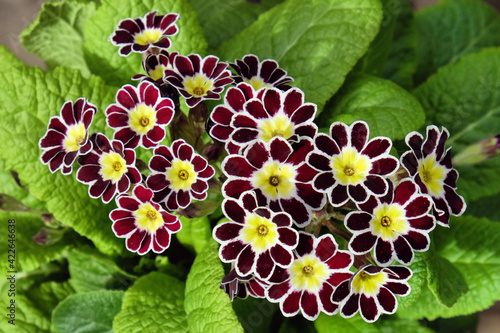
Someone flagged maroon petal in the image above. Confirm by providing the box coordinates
[408,215,435,230]
[296,183,324,209]
[315,235,337,261]
[245,99,269,119]
[330,123,349,148]
[325,252,353,271]
[377,287,397,313]
[364,176,388,196]
[283,88,303,116]
[348,184,368,203]
[349,232,377,254]
[223,198,247,223]
[405,196,431,218]
[295,232,314,256]
[291,104,315,124]
[236,245,255,276]
[359,294,379,322]
[147,173,169,191]
[267,281,290,301]
[405,231,429,251]
[255,251,274,280]
[222,179,253,198]
[176,190,191,208]
[232,128,259,143]
[346,212,372,231]
[282,291,301,316]
[341,294,360,317]
[76,165,100,182]
[329,184,349,206]
[423,126,440,156]
[401,151,418,176]
[191,179,208,194]
[138,234,153,255]
[232,114,257,128]
[301,291,320,320]
[351,122,369,152]
[214,222,243,242]
[220,240,246,261]
[362,138,391,158]
[385,281,410,296]
[175,56,195,76]
[155,226,171,248]
[316,134,340,156]
[308,152,331,171]
[279,198,309,227]
[394,237,413,264]
[393,179,417,205]
[444,185,466,216]
[245,141,270,169]
[223,156,255,177]
[102,183,117,203]
[126,229,147,252]
[278,228,298,247]
[112,217,136,236]
[370,157,398,175]
[40,130,65,148]
[313,173,336,191]
[319,283,337,314]
[269,137,293,163]
[374,239,394,265]
[270,244,293,267]
[331,280,350,302]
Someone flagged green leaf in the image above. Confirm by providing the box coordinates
[176,215,212,254]
[67,246,135,292]
[413,47,500,202]
[20,0,97,77]
[113,272,188,333]
[184,239,244,333]
[187,0,284,50]
[398,252,427,311]
[84,0,207,86]
[52,290,124,333]
[466,193,500,221]
[0,48,125,255]
[216,0,383,111]
[398,216,500,320]
[0,45,25,71]
[318,74,425,141]
[232,297,278,333]
[414,0,500,85]
[424,243,469,307]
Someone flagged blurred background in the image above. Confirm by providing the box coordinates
[0,0,499,332]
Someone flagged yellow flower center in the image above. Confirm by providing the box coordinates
[257,112,294,143]
[133,202,164,233]
[240,213,278,253]
[128,103,156,135]
[165,158,198,192]
[243,77,272,91]
[331,147,371,186]
[99,152,128,183]
[352,270,389,297]
[148,64,165,81]
[183,74,214,98]
[289,254,329,293]
[251,161,297,200]
[370,203,409,241]
[62,122,87,152]
[134,28,163,46]
[418,154,447,197]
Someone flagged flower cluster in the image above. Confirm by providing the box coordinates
[39,9,468,324]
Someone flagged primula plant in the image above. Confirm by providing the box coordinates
[2,0,500,332]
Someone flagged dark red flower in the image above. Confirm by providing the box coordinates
[164,53,233,107]
[106,81,174,149]
[346,179,436,266]
[220,268,268,301]
[146,139,215,211]
[132,51,176,83]
[39,98,96,175]
[308,121,399,206]
[222,137,325,227]
[110,11,179,56]
[332,265,412,323]
[266,233,354,321]
[401,125,466,226]
[110,185,181,255]
[230,54,293,91]
[213,191,299,280]
[76,133,141,203]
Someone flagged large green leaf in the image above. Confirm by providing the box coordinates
[414,0,500,85]
[398,252,427,311]
[84,0,207,86]
[0,47,124,255]
[20,0,97,77]
[216,0,383,111]
[176,215,211,254]
[184,239,244,333]
[187,0,284,50]
[113,272,188,333]
[413,47,500,202]
[319,74,425,141]
[52,290,124,333]
[398,216,500,320]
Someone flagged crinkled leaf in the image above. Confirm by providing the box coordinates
[68,246,136,292]
[52,290,124,333]
[113,272,188,333]
[413,47,500,202]
[84,0,207,86]
[187,0,284,50]
[0,47,123,255]
[398,216,500,320]
[216,0,383,111]
[184,239,244,333]
[20,0,97,77]
[414,0,500,85]
[232,297,278,333]
[176,215,211,254]
[319,74,425,141]
[466,193,500,221]
[398,252,427,311]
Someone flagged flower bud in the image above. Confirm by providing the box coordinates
[453,134,500,166]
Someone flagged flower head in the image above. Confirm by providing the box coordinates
[332,265,412,323]
[222,137,325,227]
[220,269,268,301]
[106,81,174,149]
[266,233,354,321]
[230,54,293,91]
[132,51,175,83]
[110,185,181,254]
[146,139,215,211]
[214,191,299,280]
[401,126,466,226]
[346,179,436,266]
[39,98,96,175]
[76,133,141,203]
[308,121,399,206]
[164,54,233,107]
[110,11,179,56]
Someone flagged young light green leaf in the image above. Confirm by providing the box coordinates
[176,215,211,254]
[113,272,188,333]
[319,74,425,141]
[414,0,500,85]
[84,0,207,86]
[413,47,500,202]
[398,216,500,320]
[52,290,124,333]
[20,0,97,77]
[0,45,26,71]
[187,0,284,50]
[184,239,244,333]
[216,0,383,111]
[398,252,427,311]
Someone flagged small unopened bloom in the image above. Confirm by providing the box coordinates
[452,134,500,166]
